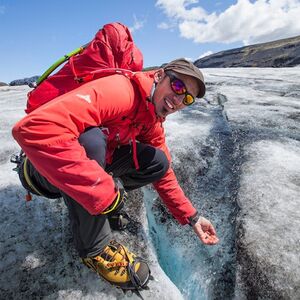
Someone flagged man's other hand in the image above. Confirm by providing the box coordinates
[192,216,219,245]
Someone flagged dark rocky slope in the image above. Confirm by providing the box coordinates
[195,35,300,68]
[9,76,39,86]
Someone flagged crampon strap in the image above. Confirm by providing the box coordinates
[122,245,149,288]
[128,257,149,288]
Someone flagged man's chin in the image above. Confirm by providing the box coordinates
[155,111,167,121]
[155,106,170,120]
[161,108,172,117]
[159,112,168,119]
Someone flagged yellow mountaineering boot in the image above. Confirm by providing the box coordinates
[82,240,150,290]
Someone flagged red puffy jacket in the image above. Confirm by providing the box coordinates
[12,71,196,225]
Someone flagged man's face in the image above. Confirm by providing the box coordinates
[152,70,200,119]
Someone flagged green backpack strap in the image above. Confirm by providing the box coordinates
[35,44,89,86]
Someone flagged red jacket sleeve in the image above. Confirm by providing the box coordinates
[12,75,135,214]
[137,122,196,225]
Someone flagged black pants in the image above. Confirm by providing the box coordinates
[25,128,169,258]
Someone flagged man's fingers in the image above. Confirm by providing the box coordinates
[202,233,219,245]
[201,224,217,237]
[208,225,217,235]
[201,230,219,245]
[199,217,217,234]
[205,238,219,245]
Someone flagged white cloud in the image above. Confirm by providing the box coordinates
[156,0,300,45]
[129,15,146,33]
[156,0,207,21]
[157,22,175,30]
[198,51,213,59]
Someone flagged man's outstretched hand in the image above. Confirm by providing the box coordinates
[192,216,219,245]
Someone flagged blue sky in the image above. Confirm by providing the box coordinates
[0,0,299,83]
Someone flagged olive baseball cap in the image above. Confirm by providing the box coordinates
[163,58,206,98]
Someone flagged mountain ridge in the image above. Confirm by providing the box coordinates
[195,35,300,68]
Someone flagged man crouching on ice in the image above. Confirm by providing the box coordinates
[12,58,219,290]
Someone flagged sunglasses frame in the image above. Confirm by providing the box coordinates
[165,71,195,106]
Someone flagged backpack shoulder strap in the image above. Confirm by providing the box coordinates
[77,68,134,83]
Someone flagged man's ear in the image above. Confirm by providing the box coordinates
[154,69,164,83]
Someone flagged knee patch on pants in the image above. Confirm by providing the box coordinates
[17,155,60,199]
